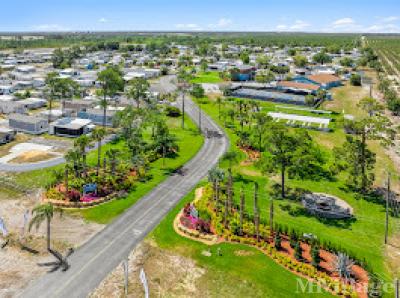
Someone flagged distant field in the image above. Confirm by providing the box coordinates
[366,36,400,79]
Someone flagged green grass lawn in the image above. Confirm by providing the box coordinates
[150,186,333,298]
[192,95,400,283]
[10,114,204,224]
[190,71,224,84]
[76,116,204,223]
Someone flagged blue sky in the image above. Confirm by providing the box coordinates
[1,0,400,33]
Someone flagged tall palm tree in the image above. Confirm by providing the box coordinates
[253,182,260,242]
[44,72,59,123]
[65,149,81,178]
[91,127,107,176]
[227,168,233,211]
[239,187,245,236]
[216,97,223,120]
[131,154,146,179]
[106,148,120,176]
[51,168,64,189]
[74,135,91,178]
[97,67,124,127]
[207,167,225,202]
[254,113,272,151]
[29,203,61,251]
[222,151,239,173]
[126,78,150,109]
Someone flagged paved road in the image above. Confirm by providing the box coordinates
[20,97,229,298]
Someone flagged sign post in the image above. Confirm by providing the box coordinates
[122,259,129,297]
[140,268,149,298]
[0,217,8,237]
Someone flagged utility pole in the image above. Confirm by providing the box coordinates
[385,172,391,245]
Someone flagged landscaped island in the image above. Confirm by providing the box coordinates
[176,184,367,297]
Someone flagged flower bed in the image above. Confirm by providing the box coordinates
[175,186,369,298]
[43,190,128,209]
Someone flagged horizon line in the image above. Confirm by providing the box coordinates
[0,30,399,35]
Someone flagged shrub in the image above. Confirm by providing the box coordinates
[274,233,282,250]
[46,188,65,201]
[350,74,361,86]
[294,242,303,261]
[311,245,321,268]
[165,105,182,117]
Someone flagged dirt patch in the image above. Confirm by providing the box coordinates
[0,245,47,297]
[0,134,31,158]
[239,168,262,177]
[0,191,104,296]
[234,250,255,257]
[239,146,260,167]
[384,234,400,278]
[90,241,206,298]
[9,150,57,164]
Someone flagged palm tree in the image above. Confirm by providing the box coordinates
[222,151,239,172]
[254,113,271,151]
[208,167,225,202]
[65,149,81,178]
[91,127,107,176]
[216,97,223,120]
[239,187,245,236]
[153,121,178,167]
[51,168,64,189]
[126,78,150,109]
[227,168,234,211]
[106,148,120,176]
[131,154,146,178]
[44,72,59,123]
[253,182,260,242]
[74,135,91,178]
[64,165,70,197]
[97,67,124,127]
[29,203,61,251]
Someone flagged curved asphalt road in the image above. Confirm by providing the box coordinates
[20,97,229,298]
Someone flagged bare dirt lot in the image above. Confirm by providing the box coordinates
[9,150,57,164]
[90,240,206,298]
[0,190,104,297]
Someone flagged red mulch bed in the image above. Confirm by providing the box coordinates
[279,236,368,298]
[239,146,260,165]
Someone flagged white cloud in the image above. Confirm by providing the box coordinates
[275,20,310,31]
[289,20,310,30]
[209,18,233,29]
[332,18,356,28]
[276,24,287,31]
[365,23,400,33]
[31,24,70,31]
[175,23,202,31]
[99,18,108,23]
[381,16,399,23]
